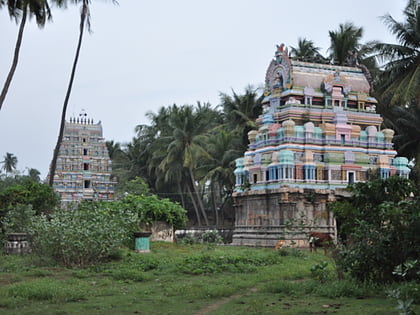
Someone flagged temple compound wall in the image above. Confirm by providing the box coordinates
[232,45,410,247]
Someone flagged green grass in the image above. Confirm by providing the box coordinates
[0,242,418,314]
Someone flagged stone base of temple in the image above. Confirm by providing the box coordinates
[231,186,349,247]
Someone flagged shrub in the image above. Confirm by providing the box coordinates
[177,231,224,245]
[2,204,36,233]
[310,261,331,283]
[199,231,223,244]
[331,176,420,283]
[28,205,138,267]
[177,233,196,245]
[118,194,187,230]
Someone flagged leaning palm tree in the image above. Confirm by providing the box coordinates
[49,0,117,187]
[375,0,420,107]
[290,38,326,63]
[1,152,18,176]
[0,0,52,111]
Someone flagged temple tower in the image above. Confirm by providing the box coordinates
[50,112,116,207]
[232,45,409,247]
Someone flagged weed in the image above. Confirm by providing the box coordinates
[277,248,306,258]
[3,278,87,302]
[310,261,331,282]
[107,268,148,282]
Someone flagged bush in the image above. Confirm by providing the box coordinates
[118,194,187,230]
[310,261,331,283]
[28,205,138,267]
[331,177,420,283]
[177,231,224,245]
[2,204,36,233]
[199,231,223,244]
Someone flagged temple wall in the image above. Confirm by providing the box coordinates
[231,187,344,247]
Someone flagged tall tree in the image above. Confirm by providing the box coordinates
[0,0,52,110]
[328,22,363,66]
[290,38,326,63]
[49,0,117,186]
[220,86,263,152]
[375,0,420,107]
[198,129,241,225]
[1,152,18,176]
[383,102,420,189]
[157,104,212,226]
[27,168,41,182]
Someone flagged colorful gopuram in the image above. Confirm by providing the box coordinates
[232,45,410,247]
[50,113,116,207]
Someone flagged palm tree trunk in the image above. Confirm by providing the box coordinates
[188,167,209,226]
[186,184,201,226]
[49,4,87,186]
[177,180,186,209]
[0,6,27,111]
[211,182,219,226]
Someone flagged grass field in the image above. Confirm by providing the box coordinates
[0,242,418,314]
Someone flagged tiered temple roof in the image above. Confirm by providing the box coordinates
[234,45,409,192]
[51,114,116,206]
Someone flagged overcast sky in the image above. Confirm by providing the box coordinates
[0,0,406,178]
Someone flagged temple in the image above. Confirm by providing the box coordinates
[231,45,410,247]
[50,113,116,207]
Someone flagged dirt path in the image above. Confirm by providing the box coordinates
[194,288,258,315]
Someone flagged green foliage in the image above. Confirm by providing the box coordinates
[331,176,420,283]
[4,278,87,303]
[177,251,281,275]
[115,176,150,198]
[199,231,224,244]
[119,194,187,230]
[107,268,148,282]
[28,205,138,267]
[27,193,186,267]
[310,261,331,283]
[0,244,417,314]
[265,278,377,299]
[177,231,225,246]
[2,204,35,233]
[388,288,416,315]
[277,248,306,258]
[0,179,59,215]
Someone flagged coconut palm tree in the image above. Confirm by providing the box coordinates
[384,103,420,189]
[49,0,117,186]
[1,152,18,176]
[375,0,420,107]
[290,38,326,63]
[27,168,41,182]
[220,86,263,152]
[0,0,52,111]
[328,22,364,66]
[157,105,211,226]
[199,129,241,225]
